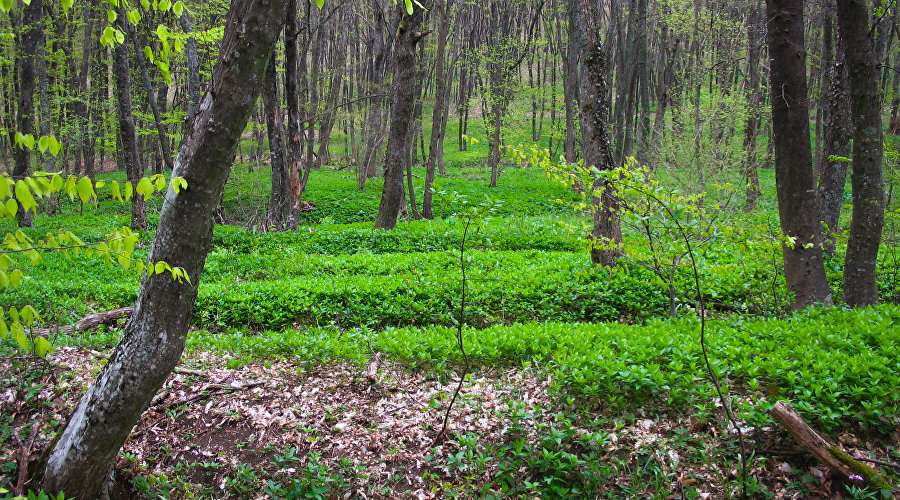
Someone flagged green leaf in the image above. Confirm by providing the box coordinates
[0,319,7,338]
[60,0,74,12]
[15,180,36,212]
[124,181,134,200]
[172,0,183,15]
[141,0,150,9]
[153,174,166,191]
[20,305,36,326]
[34,337,52,358]
[144,45,154,62]
[5,199,17,217]
[136,177,154,201]
[155,261,167,274]
[110,181,122,201]
[115,28,125,44]
[315,0,323,8]
[0,177,8,199]
[158,0,171,10]
[107,9,117,22]
[76,176,95,204]
[127,9,141,24]
[38,136,50,153]
[13,325,29,352]
[0,0,14,13]
[404,0,413,14]
[0,270,8,288]
[50,174,63,191]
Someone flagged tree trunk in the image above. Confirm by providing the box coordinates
[37,0,287,497]
[424,0,452,219]
[263,56,288,230]
[765,0,833,308]
[743,5,762,211]
[125,11,174,173]
[284,0,305,230]
[818,32,851,253]
[577,0,622,267]
[179,11,201,139]
[374,4,425,229]
[112,16,147,231]
[836,0,885,306]
[563,0,578,162]
[11,0,42,228]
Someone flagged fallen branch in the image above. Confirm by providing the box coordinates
[853,456,900,471]
[153,381,264,411]
[365,352,382,383]
[770,401,890,488]
[32,306,134,337]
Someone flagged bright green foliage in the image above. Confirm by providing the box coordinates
[0,140,187,358]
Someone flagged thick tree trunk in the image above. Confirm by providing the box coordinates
[263,56,288,230]
[37,1,287,497]
[836,0,885,306]
[11,0,42,228]
[765,0,833,308]
[112,16,147,231]
[577,0,622,267]
[374,4,425,230]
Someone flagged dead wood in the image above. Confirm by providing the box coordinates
[770,401,890,488]
[33,306,134,337]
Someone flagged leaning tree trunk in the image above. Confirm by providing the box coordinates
[836,0,885,306]
[11,0,42,228]
[112,14,147,231]
[577,0,622,267]
[374,4,425,230]
[765,0,833,308]
[37,1,287,497]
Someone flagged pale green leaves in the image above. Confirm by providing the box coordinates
[100,26,125,47]
[0,305,52,359]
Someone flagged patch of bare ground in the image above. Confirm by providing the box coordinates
[2,347,898,498]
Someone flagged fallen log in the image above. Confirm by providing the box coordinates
[770,401,890,488]
[32,306,134,337]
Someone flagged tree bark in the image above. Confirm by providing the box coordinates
[284,0,305,230]
[563,0,578,163]
[37,1,287,496]
[112,15,147,231]
[743,5,762,211]
[765,0,833,308]
[836,0,885,306]
[263,56,288,230]
[817,45,851,254]
[423,0,452,219]
[577,0,622,267]
[178,11,201,139]
[374,3,425,229]
[11,0,42,228]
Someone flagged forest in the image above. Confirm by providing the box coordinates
[0,0,899,497]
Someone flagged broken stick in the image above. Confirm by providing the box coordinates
[32,306,135,337]
[770,401,890,488]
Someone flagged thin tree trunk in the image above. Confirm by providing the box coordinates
[743,5,762,211]
[179,11,201,139]
[285,0,305,230]
[112,15,147,231]
[424,0,452,218]
[263,56,287,230]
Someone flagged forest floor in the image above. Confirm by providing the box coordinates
[4,344,896,499]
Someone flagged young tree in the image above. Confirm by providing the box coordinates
[36,0,288,495]
[836,0,885,306]
[374,3,425,230]
[765,0,833,307]
[11,0,43,228]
